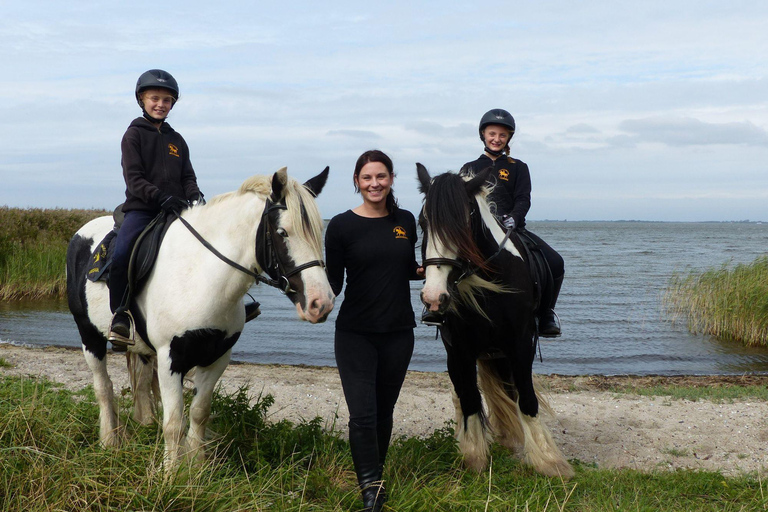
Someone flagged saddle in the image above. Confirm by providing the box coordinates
[86,205,175,299]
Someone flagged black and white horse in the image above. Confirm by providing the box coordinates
[416,164,572,478]
[66,167,334,467]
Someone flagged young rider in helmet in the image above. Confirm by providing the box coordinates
[458,108,565,337]
[107,69,205,348]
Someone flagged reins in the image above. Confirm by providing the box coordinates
[173,196,324,295]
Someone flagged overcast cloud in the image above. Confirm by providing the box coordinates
[1,1,766,221]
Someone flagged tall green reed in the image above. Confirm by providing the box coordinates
[666,256,768,347]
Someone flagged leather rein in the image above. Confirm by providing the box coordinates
[174,198,324,295]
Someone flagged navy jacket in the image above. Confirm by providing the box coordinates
[460,154,531,229]
[120,117,200,212]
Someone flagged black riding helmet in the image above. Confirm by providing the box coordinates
[135,69,179,106]
[479,108,515,156]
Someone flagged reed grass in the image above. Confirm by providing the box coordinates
[1,374,766,511]
[665,256,768,347]
[0,206,109,300]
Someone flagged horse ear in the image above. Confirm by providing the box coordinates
[271,167,289,202]
[416,163,431,194]
[465,166,492,195]
[303,166,329,198]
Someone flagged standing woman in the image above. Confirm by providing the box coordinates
[460,108,564,337]
[325,150,423,511]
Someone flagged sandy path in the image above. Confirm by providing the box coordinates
[2,344,766,476]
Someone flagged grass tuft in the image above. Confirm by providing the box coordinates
[665,256,768,347]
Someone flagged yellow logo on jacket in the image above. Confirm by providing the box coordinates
[168,143,180,158]
[393,226,408,239]
[498,169,510,181]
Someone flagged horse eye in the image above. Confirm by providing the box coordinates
[276,228,288,238]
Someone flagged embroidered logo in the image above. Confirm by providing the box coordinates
[168,143,180,158]
[393,226,408,239]
[498,169,510,181]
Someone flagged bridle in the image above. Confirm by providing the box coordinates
[422,207,515,288]
[175,197,324,295]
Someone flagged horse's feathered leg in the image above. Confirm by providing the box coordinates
[446,345,490,472]
[82,348,120,447]
[185,350,232,461]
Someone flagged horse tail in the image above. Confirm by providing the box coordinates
[127,352,160,425]
[477,359,525,450]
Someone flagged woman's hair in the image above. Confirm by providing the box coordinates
[353,149,398,214]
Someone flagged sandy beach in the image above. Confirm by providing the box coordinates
[2,344,766,476]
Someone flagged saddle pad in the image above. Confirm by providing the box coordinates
[86,229,118,283]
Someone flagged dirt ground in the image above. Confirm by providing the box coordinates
[2,344,766,476]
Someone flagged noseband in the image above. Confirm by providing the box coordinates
[175,197,324,295]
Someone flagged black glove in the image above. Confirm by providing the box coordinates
[189,193,206,206]
[160,194,188,215]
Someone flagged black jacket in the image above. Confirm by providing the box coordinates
[460,154,531,229]
[120,117,200,212]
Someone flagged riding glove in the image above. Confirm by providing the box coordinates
[189,193,206,207]
[160,194,188,215]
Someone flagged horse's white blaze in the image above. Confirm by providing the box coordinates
[421,233,454,311]
[476,198,523,260]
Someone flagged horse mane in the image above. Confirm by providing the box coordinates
[423,172,491,272]
[208,174,324,256]
[424,172,509,319]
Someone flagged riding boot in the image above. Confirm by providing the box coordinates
[244,301,261,323]
[349,424,386,512]
[376,417,393,467]
[539,275,563,338]
[107,272,134,349]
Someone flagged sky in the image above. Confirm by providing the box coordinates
[1,1,766,222]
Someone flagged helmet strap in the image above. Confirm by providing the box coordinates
[483,145,505,157]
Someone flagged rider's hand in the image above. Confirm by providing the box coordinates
[160,194,188,215]
[189,193,206,207]
[502,215,516,230]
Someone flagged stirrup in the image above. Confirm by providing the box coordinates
[108,310,136,347]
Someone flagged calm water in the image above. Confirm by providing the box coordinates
[1,222,767,375]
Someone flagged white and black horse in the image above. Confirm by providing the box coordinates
[66,167,334,468]
[416,164,573,479]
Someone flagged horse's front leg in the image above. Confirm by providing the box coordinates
[185,351,231,461]
[82,346,120,447]
[445,342,489,472]
[156,348,186,470]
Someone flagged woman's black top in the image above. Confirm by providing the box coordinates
[325,208,421,334]
[460,154,531,229]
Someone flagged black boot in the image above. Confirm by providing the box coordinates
[244,301,261,323]
[349,424,386,512]
[539,275,563,338]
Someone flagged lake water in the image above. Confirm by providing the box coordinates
[1,222,767,376]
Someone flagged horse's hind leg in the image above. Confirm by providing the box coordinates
[82,345,120,447]
[185,351,231,462]
[477,359,525,451]
[128,353,158,425]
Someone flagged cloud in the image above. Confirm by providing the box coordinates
[617,117,768,147]
[325,129,381,139]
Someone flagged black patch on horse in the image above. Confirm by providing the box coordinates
[169,329,241,377]
[67,233,109,360]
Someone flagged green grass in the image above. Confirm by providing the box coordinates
[0,206,109,300]
[1,375,766,511]
[666,256,768,347]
